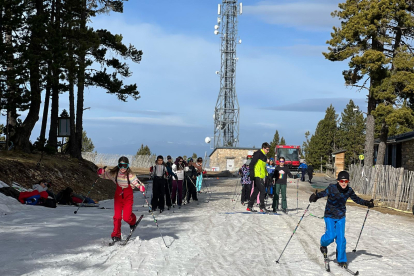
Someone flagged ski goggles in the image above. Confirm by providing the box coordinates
[339,179,349,184]
[118,163,129,169]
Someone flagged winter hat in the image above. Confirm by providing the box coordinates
[247,155,253,159]
[167,155,172,159]
[269,158,274,161]
[337,171,349,181]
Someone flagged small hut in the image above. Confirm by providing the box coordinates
[333,149,346,178]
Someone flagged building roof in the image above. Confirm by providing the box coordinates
[333,149,347,154]
[209,147,257,157]
[375,130,414,144]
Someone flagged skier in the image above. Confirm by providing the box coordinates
[194,157,203,193]
[307,163,314,183]
[150,155,168,213]
[97,156,145,243]
[171,157,185,208]
[298,161,308,182]
[185,159,198,203]
[165,155,174,210]
[238,155,252,205]
[272,156,293,213]
[266,158,276,198]
[246,142,270,212]
[309,171,374,269]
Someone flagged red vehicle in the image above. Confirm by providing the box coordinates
[275,145,301,171]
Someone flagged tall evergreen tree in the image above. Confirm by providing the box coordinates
[337,100,366,167]
[268,130,280,158]
[302,131,311,159]
[280,137,286,146]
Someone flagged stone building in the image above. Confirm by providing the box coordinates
[375,130,414,171]
[208,147,256,171]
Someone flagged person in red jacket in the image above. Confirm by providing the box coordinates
[98,156,145,243]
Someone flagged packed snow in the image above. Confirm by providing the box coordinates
[0,177,413,276]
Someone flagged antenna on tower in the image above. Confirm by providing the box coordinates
[213,1,242,148]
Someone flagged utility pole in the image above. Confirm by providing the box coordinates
[213,0,242,148]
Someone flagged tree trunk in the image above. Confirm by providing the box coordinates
[48,0,60,150]
[68,21,77,157]
[74,0,86,159]
[376,121,388,166]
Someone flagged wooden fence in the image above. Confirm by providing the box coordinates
[349,164,414,211]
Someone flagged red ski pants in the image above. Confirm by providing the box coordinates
[112,185,136,238]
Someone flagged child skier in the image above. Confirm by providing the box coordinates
[194,157,203,193]
[150,155,168,213]
[171,157,185,208]
[272,156,293,213]
[238,155,252,205]
[309,171,374,269]
[98,156,145,243]
[266,158,276,197]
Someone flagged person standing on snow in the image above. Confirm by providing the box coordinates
[97,156,145,243]
[298,161,308,182]
[150,155,168,213]
[185,159,198,204]
[194,157,203,193]
[272,156,293,213]
[171,157,185,208]
[307,163,314,183]
[266,158,276,198]
[309,171,374,269]
[246,142,270,212]
[165,156,174,210]
[238,155,252,205]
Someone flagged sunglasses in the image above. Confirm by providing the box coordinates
[339,179,349,184]
[265,148,270,151]
[179,160,183,163]
[118,163,129,169]
[279,161,285,163]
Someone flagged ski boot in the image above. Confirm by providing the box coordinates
[320,246,328,258]
[338,262,348,269]
[112,236,122,242]
[246,207,257,212]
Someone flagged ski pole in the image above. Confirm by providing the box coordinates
[276,203,311,263]
[137,179,170,248]
[352,208,370,253]
[74,177,100,214]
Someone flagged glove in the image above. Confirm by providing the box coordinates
[139,185,146,193]
[97,168,105,175]
[366,199,374,208]
[309,193,318,203]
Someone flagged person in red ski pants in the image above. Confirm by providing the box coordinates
[98,156,145,242]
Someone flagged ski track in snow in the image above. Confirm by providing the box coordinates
[1,178,414,276]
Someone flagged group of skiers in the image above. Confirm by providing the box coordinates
[240,142,376,270]
[149,155,204,212]
[238,142,294,213]
[97,155,205,243]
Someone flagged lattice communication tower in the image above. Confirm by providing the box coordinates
[213,1,242,148]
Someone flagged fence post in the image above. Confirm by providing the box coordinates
[394,167,405,209]
[371,166,379,200]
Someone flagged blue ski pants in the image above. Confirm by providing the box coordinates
[321,217,347,263]
[196,174,203,192]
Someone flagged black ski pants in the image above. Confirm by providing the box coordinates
[151,177,165,210]
[248,178,266,209]
[165,177,172,207]
[308,172,313,182]
[241,183,252,202]
[186,177,198,202]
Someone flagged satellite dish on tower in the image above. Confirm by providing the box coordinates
[205,137,211,144]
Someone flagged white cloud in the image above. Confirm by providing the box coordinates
[256,122,279,129]
[244,1,340,31]
[86,116,196,127]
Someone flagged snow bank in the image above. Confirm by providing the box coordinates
[0,192,29,215]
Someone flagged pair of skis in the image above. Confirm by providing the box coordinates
[323,254,359,275]
[109,214,144,246]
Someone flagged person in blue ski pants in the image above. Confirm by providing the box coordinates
[309,171,374,269]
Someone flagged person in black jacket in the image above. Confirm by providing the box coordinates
[307,163,314,183]
[185,159,198,204]
[309,171,374,269]
[272,156,293,213]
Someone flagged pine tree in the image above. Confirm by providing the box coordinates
[267,130,280,158]
[136,144,151,155]
[280,137,286,146]
[192,153,197,159]
[306,105,338,169]
[302,131,311,159]
[337,100,366,167]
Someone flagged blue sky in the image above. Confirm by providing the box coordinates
[16,0,368,157]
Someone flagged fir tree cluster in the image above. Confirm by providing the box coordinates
[0,0,142,158]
